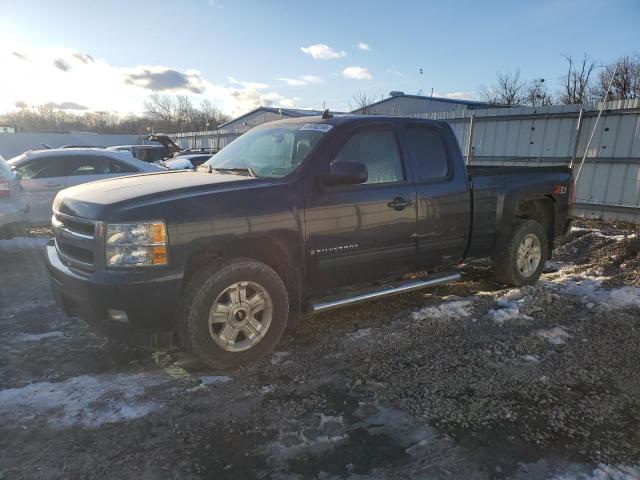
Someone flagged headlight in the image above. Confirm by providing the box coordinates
[105,221,168,267]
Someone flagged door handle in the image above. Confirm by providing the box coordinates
[45,182,61,187]
[387,197,413,211]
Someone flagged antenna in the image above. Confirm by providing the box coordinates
[417,68,424,96]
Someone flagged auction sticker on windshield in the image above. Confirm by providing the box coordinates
[299,123,333,132]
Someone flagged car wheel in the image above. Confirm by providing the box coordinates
[492,219,547,287]
[180,258,289,368]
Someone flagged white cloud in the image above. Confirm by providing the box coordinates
[342,66,373,81]
[356,42,371,51]
[0,43,294,117]
[226,76,269,90]
[385,68,403,77]
[300,44,346,60]
[438,91,476,100]
[278,75,324,86]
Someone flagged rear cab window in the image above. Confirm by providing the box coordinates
[405,125,450,182]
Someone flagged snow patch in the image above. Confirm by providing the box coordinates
[522,354,540,363]
[270,351,291,365]
[11,331,64,343]
[569,226,636,242]
[346,328,373,340]
[0,236,48,251]
[543,269,640,309]
[199,375,232,386]
[550,463,640,480]
[412,298,474,321]
[0,373,168,428]
[538,327,571,345]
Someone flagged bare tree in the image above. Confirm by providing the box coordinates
[590,55,640,102]
[559,53,597,104]
[349,89,379,113]
[480,70,526,107]
[143,93,177,129]
[524,78,553,107]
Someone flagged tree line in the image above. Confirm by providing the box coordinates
[479,54,640,107]
[0,94,230,135]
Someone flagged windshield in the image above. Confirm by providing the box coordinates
[202,122,330,178]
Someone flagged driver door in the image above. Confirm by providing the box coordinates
[305,125,418,290]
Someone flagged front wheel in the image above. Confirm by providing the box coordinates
[492,219,548,286]
[180,258,289,368]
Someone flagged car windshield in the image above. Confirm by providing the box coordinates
[202,123,330,178]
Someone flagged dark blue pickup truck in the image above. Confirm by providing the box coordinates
[46,114,573,367]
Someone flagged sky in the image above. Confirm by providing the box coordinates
[0,0,638,118]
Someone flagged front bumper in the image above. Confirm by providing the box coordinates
[45,241,183,349]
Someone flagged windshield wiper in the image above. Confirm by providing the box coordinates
[207,166,258,177]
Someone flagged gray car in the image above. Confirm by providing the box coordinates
[0,154,27,239]
[7,148,163,226]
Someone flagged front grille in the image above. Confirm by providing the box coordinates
[52,211,97,269]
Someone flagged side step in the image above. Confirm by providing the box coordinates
[309,272,460,314]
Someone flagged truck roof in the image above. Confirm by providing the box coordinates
[264,113,448,129]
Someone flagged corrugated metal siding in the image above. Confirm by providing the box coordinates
[415,100,640,223]
[218,110,289,132]
[362,96,471,116]
[0,132,145,159]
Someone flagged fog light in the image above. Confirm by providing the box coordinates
[108,309,129,323]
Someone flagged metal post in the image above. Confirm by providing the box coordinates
[569,108,584,169]
[465,115,475,165]
[574,62,619,184]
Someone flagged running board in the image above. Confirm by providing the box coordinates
[309,272,460,314]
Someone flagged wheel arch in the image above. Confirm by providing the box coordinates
[182,232,302,312]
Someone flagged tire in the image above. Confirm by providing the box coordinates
[492,219,548,287]
[179,258,289,368]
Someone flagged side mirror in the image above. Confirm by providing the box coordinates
[323,161,368,186]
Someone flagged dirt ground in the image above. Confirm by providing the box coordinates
[1,219,639,479]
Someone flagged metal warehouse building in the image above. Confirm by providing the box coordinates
[216,107,324,133]
[351,91,492,116]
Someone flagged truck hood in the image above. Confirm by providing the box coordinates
[55,170,254,220]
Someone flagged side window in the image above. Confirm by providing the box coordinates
[15,157,69,179]
[67,156,110,176]
[109,159,138,174]
[332,129,404,184]
[406,126,449,181]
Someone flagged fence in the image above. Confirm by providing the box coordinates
[0,132,146,159]
[172,127,250,151]
[414,99,640,223]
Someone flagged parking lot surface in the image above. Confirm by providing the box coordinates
[1,219,639,479]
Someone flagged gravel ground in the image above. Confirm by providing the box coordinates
[0,219,639,479]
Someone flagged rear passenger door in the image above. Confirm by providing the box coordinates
[64,155,136,188]
[305,125,418,289]
[14,157,69,225]
[404,123,471,268]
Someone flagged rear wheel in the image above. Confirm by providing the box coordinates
[492,219,547,286]
[180,258,289,368]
